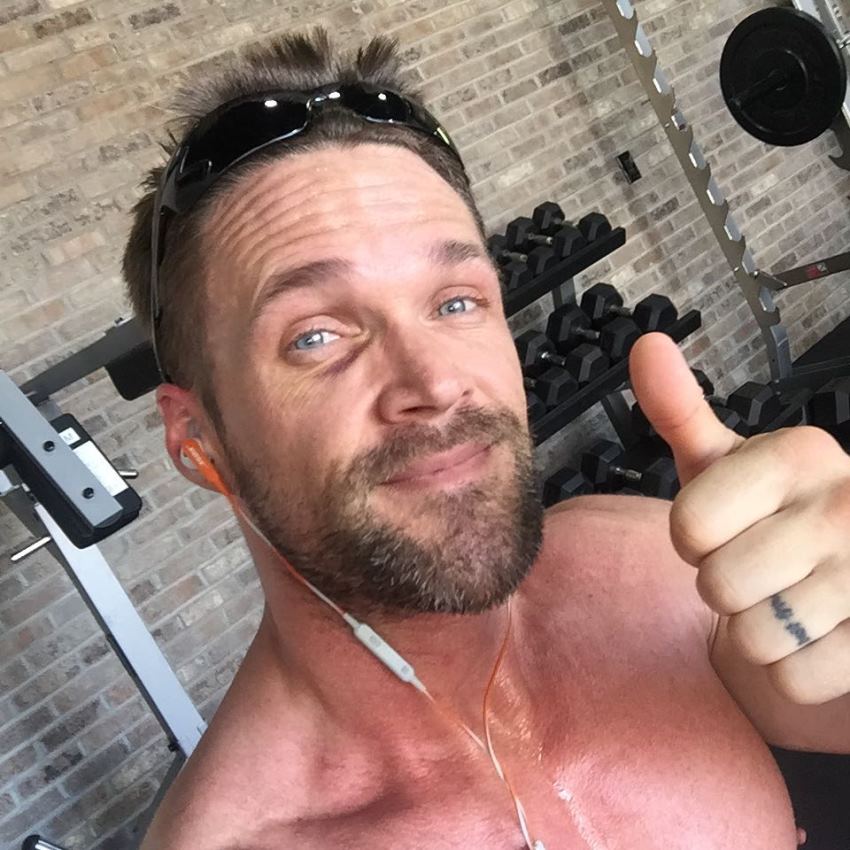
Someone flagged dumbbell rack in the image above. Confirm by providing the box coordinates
[503,227,626,316]
[499,206,708,446]
[529,311,702,446]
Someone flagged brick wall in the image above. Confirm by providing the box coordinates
[1,0,849,847]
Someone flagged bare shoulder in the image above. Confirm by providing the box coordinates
[139,648,315,850]
[139,719,308,850]
[540,493,713,639]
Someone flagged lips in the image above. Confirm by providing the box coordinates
[384,442,490,483]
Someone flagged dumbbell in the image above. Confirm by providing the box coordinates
[498,262,532,293]
[580,282,678,333]
[631,369,745,439]
[515,330,568,377]
[533,202,613,242]
[581,440,680,500]
[808,376,850,445]
[725,381,784,436]
[505,216,587,260]
[523,368,578,409]
[526,390,547,424]
[563,344,610,386]
[546,305,640,362]
[487,234,556,277]
[543,466,594,506]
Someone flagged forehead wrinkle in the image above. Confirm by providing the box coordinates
[227,185,468,284]
[211,147,464,252]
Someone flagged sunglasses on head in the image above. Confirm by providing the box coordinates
[149,81,465,384]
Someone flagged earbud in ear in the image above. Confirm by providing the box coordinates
[180,438,230,496]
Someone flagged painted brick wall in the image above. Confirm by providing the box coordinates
[1,0,849,847]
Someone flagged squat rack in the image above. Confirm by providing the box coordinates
[601,0,850,396]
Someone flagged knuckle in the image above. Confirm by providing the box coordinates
[696,556,745,615]
[819,481,850,541]
[767,658,820,705]
[669,495,713,562]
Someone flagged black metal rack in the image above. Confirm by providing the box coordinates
[503,227,627,318]
[531,309,702,445]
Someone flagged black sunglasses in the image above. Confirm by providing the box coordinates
[149,82,465,384]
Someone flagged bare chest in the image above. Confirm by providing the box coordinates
[249,611,797,850]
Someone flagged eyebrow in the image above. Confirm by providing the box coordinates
[247,239,489,335]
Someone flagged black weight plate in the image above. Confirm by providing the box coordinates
[720,7,847,146]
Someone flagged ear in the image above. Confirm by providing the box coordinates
[155,383,229,494]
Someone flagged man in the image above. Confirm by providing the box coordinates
[123,29,850,850]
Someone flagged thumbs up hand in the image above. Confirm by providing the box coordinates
[630,332,850,705]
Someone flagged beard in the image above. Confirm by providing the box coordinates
[223,404,545,620]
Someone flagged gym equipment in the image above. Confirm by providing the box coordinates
[525,390,547,423]
[498,262,532,293]
[543,466,594,506]
[720,7,847,147]
[578,211,613,242]
[602,0,850,405]
[523,368,578,409]
[533,203,613,243]
[563,343,610,386]
[808,376,850,443]
[515,330,568,377]
[23,839,68,850]
[726,381,783,436]
[487,234,556,276]
[581,439,680,500]
[2,318,207,844]
[505,217,586,259]
[580,282,678,333]
[546,305,640,362]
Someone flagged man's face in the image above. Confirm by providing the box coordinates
[201,143,543,618]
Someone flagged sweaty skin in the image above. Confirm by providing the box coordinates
[149,145,798,849]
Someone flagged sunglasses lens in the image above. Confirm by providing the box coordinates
[341,86,410,122]
[180,99,310,181]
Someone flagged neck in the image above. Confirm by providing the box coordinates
[242,526,529,747]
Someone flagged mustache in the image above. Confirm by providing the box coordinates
[349,405,524,487]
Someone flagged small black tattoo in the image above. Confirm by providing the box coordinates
[770,594,811,647]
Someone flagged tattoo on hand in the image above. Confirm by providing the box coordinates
[770,594,811,647]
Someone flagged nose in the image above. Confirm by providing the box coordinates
[374,326,473,426]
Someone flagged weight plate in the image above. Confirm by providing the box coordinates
[720,7,847,146]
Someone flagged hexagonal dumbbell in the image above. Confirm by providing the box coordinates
[808,376,850,445]
[564,344,610,386]
[580,282,678,333]
[577,211,613,242]
[515,330,568,378]
[487,234,556,277]
[725,382,783,437]
[543,466,595,507]
[581,439,680,500]
[526,390,547,424]
[533,202,612,242]
[523,368,578,409]
[546,305,640,362]
[505,216,587,260]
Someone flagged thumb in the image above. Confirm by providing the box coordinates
[628,333,744,486]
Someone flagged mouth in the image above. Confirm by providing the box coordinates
[382,442,493,488]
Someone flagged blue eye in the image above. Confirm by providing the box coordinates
[293,329,339,351]
[438,296,478,316]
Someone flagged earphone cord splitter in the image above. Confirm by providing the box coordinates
[181,440,546,850]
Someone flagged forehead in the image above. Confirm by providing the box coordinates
[198,143,485,347]
[204,143,477,264]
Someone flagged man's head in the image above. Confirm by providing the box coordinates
[123,29,544,619]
